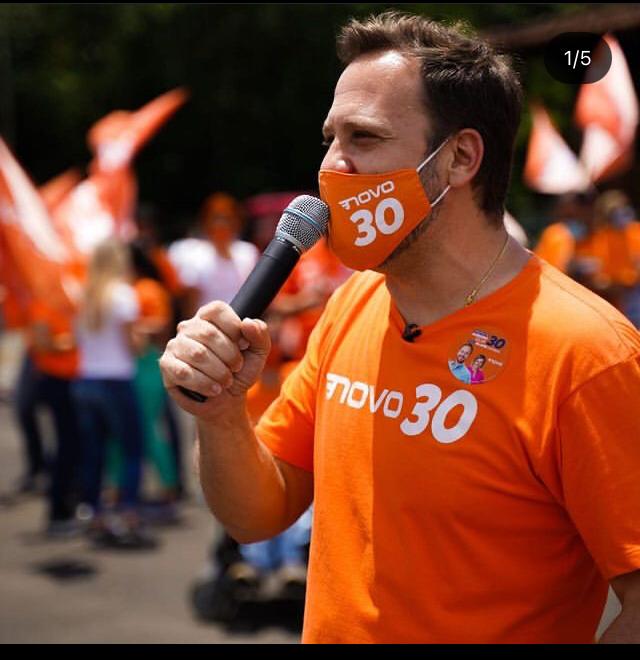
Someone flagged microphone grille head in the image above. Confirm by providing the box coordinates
[276,195,329,253]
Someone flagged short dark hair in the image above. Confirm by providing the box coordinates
[336,11,523,224]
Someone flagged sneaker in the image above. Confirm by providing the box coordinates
[274,563,307,600]
[91,525,159,551]
[45,518,82,540]
[226,561,261,598]
[89,512,158,551]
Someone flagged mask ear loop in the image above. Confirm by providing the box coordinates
[416,136,451,173]
[430,184,450,207]
[416,137,451,207]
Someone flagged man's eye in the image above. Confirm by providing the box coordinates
[353,133,379,141]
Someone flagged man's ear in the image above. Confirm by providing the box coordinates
[447,129,484,188]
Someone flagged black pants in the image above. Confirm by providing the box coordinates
[15,359,80,521]
[14,354,47,478]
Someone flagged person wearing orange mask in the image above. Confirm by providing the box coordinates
[161,12,640,643]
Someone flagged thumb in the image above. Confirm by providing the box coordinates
[239,318,271,357]
[227,317,271,397]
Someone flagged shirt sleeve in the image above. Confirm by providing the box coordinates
[254,295,335,473]
[557,354,640,579]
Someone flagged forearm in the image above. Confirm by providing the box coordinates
[196,399,290,543]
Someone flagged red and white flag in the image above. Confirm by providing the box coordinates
[524,104,591,194]
[574,34,639,182]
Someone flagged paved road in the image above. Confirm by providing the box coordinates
[0,365,300,643]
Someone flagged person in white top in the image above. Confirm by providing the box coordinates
[72,238,152,548]
[168,192,259,316]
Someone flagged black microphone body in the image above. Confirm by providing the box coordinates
[178,238,301,403]
[176,194,328,403]
[228,236,300,320]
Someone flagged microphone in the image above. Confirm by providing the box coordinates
[179,195,329,403]
[402,323,422,342]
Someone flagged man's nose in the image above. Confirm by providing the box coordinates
[321,141,355,174]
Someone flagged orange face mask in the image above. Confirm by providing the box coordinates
[318,139,450,270]
[206,223,235,248]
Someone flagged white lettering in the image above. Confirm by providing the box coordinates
[375,197,404,235]
[324,374,478,444]
[351,209,377,247]
[339,181,396,210]
[400,384,442,437]
[369,387,389,413]
[346,381,369,409]
[339,197,358,211]
[357,191,372,205]
[431,390,478,444]
[383,391,403,418]
[326,372,351,403]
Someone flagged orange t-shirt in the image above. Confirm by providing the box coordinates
[28,300,78,380]
[256,256,640,643]
[588,222,640,288]
[134,278,171,325]
[534,222,575,272]
[277,239,352,359]
[150,246,185,297]
[247,359,301,426]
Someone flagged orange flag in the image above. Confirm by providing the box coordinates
[524,104,591,194]
[53,88,188,254]
[0,138,80,313]
[0,229,32,329]
[39,168,82,213]
[575,34,639,182]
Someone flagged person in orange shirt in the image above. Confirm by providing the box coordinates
[160,12,640,643]
[25,299,82,537]
[534,191,601,285]
[273,238,351,361]
[587,190,640,326]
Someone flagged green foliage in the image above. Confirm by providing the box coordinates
[0,3,633,242]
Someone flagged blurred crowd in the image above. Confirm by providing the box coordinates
[535,189,640,327]
[1,176,639,619]
[0,188,351,614]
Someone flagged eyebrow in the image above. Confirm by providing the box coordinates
[322,118,392,138]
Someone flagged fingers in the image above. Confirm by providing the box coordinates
[176,334,238,388]
[178,317,244,374]
[159,351,223,398]
[160,300,273,409]
[197,301,243,341]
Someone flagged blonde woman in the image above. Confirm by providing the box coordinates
[72,238,152,548]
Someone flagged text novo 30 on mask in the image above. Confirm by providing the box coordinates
[318,139,450,270]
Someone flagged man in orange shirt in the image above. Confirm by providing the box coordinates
[160,12,640,643]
